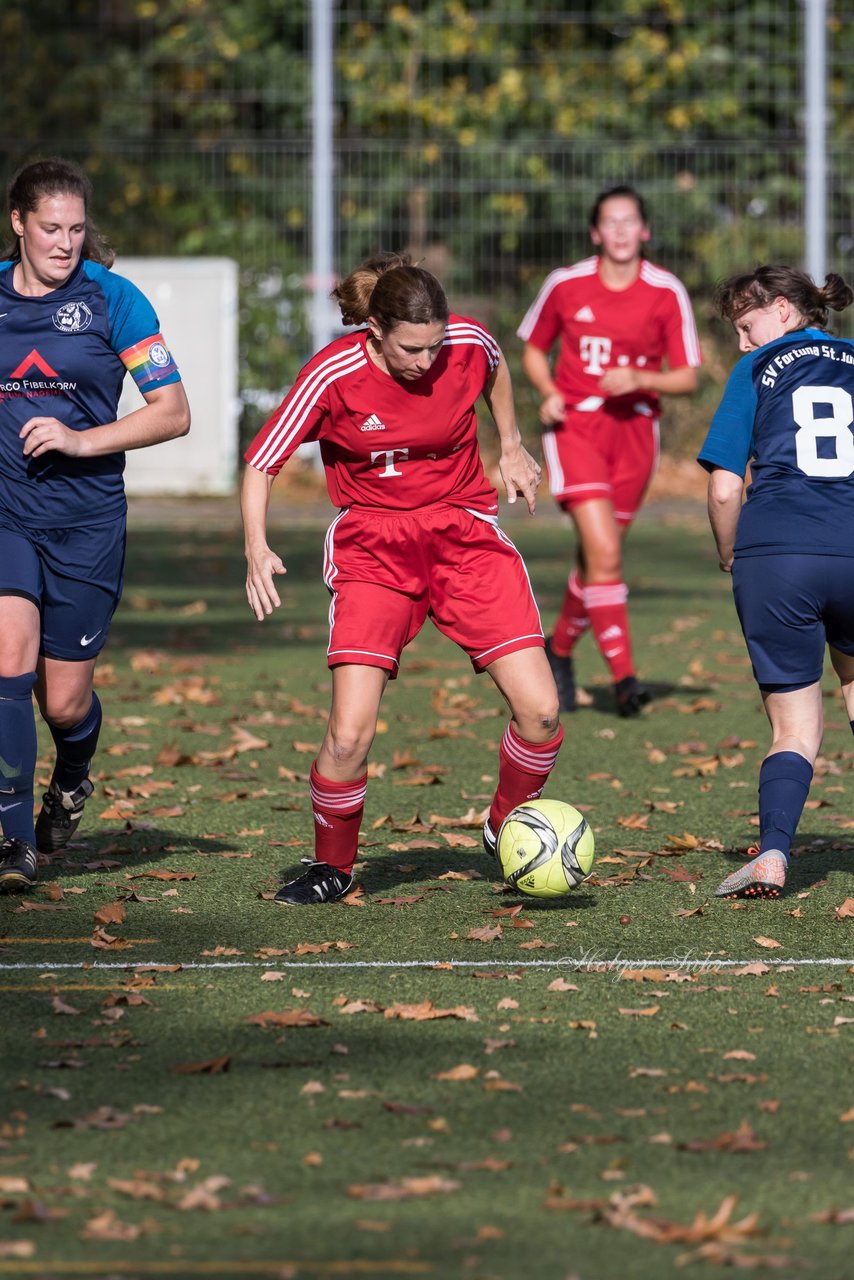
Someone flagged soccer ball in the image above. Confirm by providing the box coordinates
[497,798,594,898]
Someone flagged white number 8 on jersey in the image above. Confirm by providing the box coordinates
[793,385,854,477]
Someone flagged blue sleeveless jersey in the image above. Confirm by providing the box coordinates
[699,327,854,557]
[0,259,181,529]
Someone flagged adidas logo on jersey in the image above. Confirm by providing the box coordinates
[360,413,386,432]
[599,625,623,642]
[573,305,596,322]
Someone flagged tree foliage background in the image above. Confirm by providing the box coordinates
[1,0,852,447]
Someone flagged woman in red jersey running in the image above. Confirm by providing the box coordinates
[518,185,702,716]
[242,253,563,905]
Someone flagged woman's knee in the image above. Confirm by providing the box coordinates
[0,629,40,677]
[322,722,375,768]
[513,698,561,741]
[584,545,623,580]
[37,688,94,729]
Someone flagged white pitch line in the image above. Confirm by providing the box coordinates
[0,956,852,971]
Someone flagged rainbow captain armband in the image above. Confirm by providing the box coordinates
[120,333,179,390]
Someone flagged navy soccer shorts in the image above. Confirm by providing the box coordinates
[0,513,126,661]
[732,552,854,691]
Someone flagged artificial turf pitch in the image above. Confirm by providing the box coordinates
[0,509,852,1279]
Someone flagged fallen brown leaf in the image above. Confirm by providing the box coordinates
[677,1119,766,1153]
[373,894,425,906]
[129,869,196,882]
[441,833,480,849]
[0,1241,35,1259]
[811,1206,854,1224]
[50,995,82,1016]
[90,927,132,950]
[293,940,356,954]
[231,726,270,753]
[665,832,700,849]
[347,1175,460,1201]
[467,925,502,942]
[15,899,70,912]
[246,1010,327,1028]
[432,1063,479,1081]
[93,902,127,926]
[429,806,488,829]
[336,999,383,1015]
[171,1055,231,1075]
[107,1178,164,1201]
[617,813,650,830]
[0,1177,30,1194]
[82,1208,152,1241]
[384,1001,478,1022]
[599,1187,769,1254]
[175,1176,230,1212]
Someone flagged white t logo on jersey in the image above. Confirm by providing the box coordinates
[580,335,612,375]
[371,448,409,477]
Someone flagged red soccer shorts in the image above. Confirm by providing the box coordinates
[322,503,544,675]
[541,405,660,525]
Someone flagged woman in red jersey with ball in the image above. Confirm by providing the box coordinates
[242,253,562,905]
[519,186,702,716]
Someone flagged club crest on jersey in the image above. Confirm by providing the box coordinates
[53,301,93,334]
[148,341,171,367]
[360,413,386,432]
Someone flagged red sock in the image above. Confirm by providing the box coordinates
[551,569,589,656]
[309,762,367,873]
[583,579,634,682]
[489,723,564,830]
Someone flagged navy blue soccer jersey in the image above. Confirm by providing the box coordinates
[0,258,181,529]
[699,327,854,557]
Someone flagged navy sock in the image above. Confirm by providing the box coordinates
[758,751,814,862]
[0,672,38,843]
[47,693,102,792]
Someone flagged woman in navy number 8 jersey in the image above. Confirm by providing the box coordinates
[242,253,563,905]
[698,265,854,898]
[0,159,190,892]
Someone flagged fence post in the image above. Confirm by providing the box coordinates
[803,0,827,282]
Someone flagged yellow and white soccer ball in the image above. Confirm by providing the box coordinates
[497,798,595,898]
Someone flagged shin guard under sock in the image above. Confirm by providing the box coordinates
[583,579,634,683]
[552,570,589,656]
[0,672,38,843]
[47,693,103,792]
[309,762,367,873]
[758,751,814,862]
[489,723,564,831]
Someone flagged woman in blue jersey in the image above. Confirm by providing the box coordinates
[0,158,190,891]
[698,265,854,898]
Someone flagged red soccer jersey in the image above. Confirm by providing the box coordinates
[245,315,501,514]
[517,256,702,414]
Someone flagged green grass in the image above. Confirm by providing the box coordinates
[0,509,852,1279]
